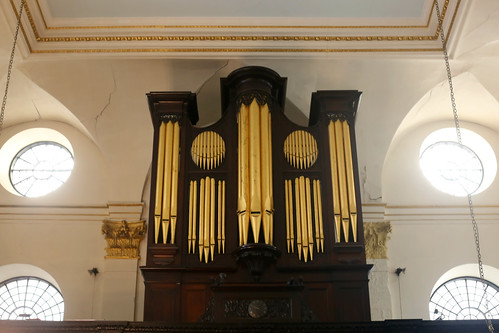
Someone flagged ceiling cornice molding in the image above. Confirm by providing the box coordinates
[1,0,462,58]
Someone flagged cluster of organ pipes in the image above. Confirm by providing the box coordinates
[237,99,274,246]
[285,177,324,262]
[328,119,358,243]
[283,130,318,169]
[191,131,225,170]
[154,121,180,244]
[188,177,226,263]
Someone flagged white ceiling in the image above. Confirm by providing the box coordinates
[44,0,427,19]
[1,0,462,57]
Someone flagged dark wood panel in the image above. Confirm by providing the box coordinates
[181,284,210,322]
[144,283,180,321]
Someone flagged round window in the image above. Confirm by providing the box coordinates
[419,128,496,197]
[9,141,74,197]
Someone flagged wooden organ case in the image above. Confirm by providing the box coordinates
[141,67,371,323]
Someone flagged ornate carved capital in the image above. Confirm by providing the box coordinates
[102,219,146,259]
[363,222,391,259]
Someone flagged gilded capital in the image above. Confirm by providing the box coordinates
[102,220,146,259]
[363,222,391,259]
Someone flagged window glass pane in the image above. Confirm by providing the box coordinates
[430,277,499,321]
[0,277,64,321]
[9,142,74,198]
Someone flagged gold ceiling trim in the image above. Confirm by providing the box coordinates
[10,0,460,54]
[35,35,438,43]
[30,47,444,54]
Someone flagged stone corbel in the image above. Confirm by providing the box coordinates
[102,219,146,259]
[363,221,391,259]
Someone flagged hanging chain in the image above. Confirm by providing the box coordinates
[435,1,493,332]
[0,0,26,137]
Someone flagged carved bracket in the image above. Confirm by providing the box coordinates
[233,243,281,281]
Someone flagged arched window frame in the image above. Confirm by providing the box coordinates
[429,276,499,320]
[0,276,65,321]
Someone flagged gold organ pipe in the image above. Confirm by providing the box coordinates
[313,179,320,252]
[298,131,303,169]
[217,134,221,166]
[237,110,242,245]
[284,134,289,164]
[238,104,249,246]
[299,176,308,262]
[204,177,211,263]
[317,180,324,252]
[220,134,224,166]
[312,133,318,165]
[328,121,342,242]
[294,178,302,260]
[201,132,205,170]
[249,99,262,243]
[302,131,306,169]
[198,178,205,261]
[210,131,215,169]
[188,180,194,254]
[192,180,198,253]
[304,131,308,168]
[305,132,311,168]
[196,132,202,168]
[162,121,174,244]
[292,131,297,168]
[221,180,226,253]
[335,120,350,242]
[170,122,180,244]
[289,181,294,253]
[217,180,222,253]
[284,179,291,253]
[260,103,272,245]
[207,132,211,170]
[305,177,314,260]
[342,121,358,242]
[210,177,216,261]
[154,122,166,244]
[268,112,274,245]
[204,132,207,169]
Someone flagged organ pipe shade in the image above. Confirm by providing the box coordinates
[328,119,358,243]
[237,99,274,245]
[285,177,324,261]
[154,120,181,244]
[188,177,226,263]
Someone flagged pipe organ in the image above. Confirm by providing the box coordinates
[142,67,371,323]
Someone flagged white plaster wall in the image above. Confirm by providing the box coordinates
[387,218,499,319]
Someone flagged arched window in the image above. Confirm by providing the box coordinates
[0,276,64,321]
[429,276,499,320]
